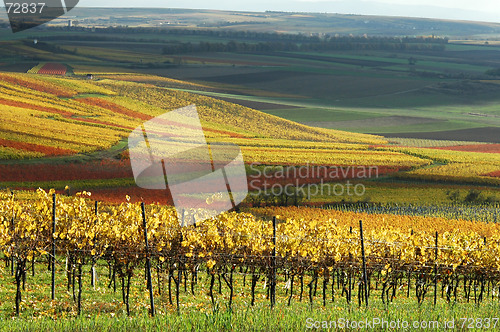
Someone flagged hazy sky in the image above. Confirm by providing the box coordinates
[78,0,500,23]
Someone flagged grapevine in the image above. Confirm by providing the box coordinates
[1,190,500,316]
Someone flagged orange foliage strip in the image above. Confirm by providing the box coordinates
[0,160,132,182]
[72,116,134,130]
[484,170,500,178]
[431,144,500,153]
[1,127,92,148]
[0,98,132,130]
[0,98,74,117]
[77,97,152,121]
[0,138,75,156]
[0,74,75,97]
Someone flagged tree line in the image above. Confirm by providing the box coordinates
[161,39,446,54]
[32,26,448,54]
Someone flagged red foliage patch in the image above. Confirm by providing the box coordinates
[76,98,246,137]
[2,159,402,206]
[72,117,135,130]
[484,170,500,178]
[37,63,67,75]
[0,98,74,117]
[0,74,75,97]
[0,98,134,130]
[77,98,152,121]
[90,166,401,205]
[430,144,500,153]
[0,159,132,182]
[0,138,75,156]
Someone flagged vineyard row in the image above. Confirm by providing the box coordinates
[1,189,500,316]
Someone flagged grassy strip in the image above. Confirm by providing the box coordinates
[0,178,136,190]
[2,301,500,331]
[1,258,499,331]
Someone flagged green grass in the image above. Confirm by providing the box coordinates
[262,108,384,123]
[163,88,313,108]
[331,90,460,109]
[3,301,500,331]
[177,86,495,134]
[2,258,500,331]
[284,51,490,74]
[446,43,499,51]
[416,60,489,73]
[339,120,486,134]
[0,178,135,191]
[292,52,409,64]
[304,181,500,205]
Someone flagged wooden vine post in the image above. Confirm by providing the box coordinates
[51,193,56,300]
[434,231,438,306]
[91,200,98,288]
[141,203,155,317]
[359,220,369,307]
[10,196,15,277]
[271,216,277,308]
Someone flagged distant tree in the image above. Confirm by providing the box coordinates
[445,190,461,203]
[485,68,500,76]
[408,57,417,65]
[464,189,483,204]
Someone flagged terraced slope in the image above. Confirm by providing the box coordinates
[0,72,388,161]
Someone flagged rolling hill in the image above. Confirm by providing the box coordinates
[0,72,387,161]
